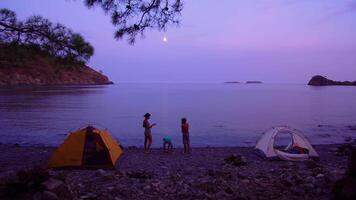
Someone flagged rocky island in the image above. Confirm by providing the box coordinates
[246,81,262,84]
[308,75,356,86]
[224,81,241,84]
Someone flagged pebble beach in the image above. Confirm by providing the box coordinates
[0,143,353,200]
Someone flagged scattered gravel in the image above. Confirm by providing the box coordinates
[0,144,353,200]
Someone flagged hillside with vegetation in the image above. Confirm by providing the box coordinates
[0,9,112,86]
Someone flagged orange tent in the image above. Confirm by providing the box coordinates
[48,126,123,169]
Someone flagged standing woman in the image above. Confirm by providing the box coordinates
[143,113,156,153]
[181,118,191,154]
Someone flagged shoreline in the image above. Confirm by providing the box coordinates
[1,143,351,178]
[1,143,349,175]
[0,139,353,149]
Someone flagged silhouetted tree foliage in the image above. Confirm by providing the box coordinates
[0,9,94,64]
[84,0,183,44]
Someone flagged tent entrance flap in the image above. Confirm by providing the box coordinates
[254,126,319,161]
[82,130,111,167]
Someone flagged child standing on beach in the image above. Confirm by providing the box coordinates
[181,118,191,154]
[143,113,156,153]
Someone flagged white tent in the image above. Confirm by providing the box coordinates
[255,126,319,161]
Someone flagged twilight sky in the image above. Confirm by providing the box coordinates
[1,0,356,83]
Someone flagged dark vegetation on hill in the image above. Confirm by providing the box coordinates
[0,9,112,85]
[308,75,356,86]
[0,8,93,66]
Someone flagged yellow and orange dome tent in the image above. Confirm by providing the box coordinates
[48,126,123,169]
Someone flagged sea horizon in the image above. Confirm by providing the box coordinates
[1,83,355,147]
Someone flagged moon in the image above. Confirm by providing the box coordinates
[163,36,168,43]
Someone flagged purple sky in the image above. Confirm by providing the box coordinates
[1,0,356,83]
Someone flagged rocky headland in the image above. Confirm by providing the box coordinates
[0,56,113,86]
[308,75,356,86]
[0,10,112,86]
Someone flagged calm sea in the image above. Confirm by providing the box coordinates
[0,83,355,147]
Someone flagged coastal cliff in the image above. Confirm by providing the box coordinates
[308,75,356,86]
[0,53,113,86]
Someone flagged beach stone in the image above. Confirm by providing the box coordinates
[291,186,306,196]
[216,190,228,198]
[143,185,151,191]
[281,177,293,187]
[151,181,160,188]
[224,154,247,166]
[225,186,234,194]
[80,192,97,199]
[304,183,315,192]
[107,186,115,191]
[126,170,153,179]
[305,160,320,169]
[237,172,247,179]
[316,173,324,179]
[336,144,353,156]
[42,178,64,191]
[241,179,250,184]
[32,192,42,200]
[96,169,106,176]
[42,191,59,200]
[197,181,218,193]
[331,147,339,152]
[305,176,316,184]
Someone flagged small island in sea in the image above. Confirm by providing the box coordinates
[246,81,263,84]
[308,75,356,86]
[224,81,241,84]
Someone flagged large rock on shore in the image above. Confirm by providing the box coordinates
[308,75,356,86]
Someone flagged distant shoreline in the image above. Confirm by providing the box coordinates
[224,81,263,84]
